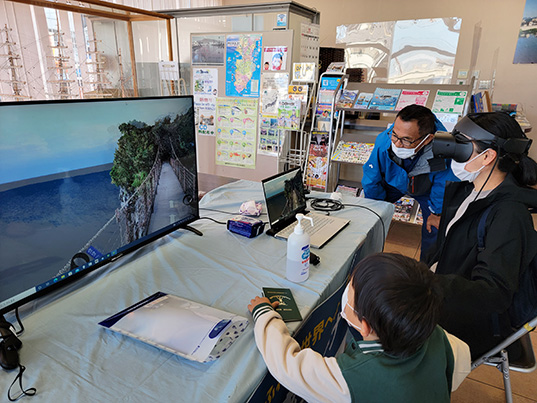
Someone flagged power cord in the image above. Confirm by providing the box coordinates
[309,197,387,251]
[197,217,227,225]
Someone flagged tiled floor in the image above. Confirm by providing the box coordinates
[385,221,537,403]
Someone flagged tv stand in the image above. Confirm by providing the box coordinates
[183,225,203,236]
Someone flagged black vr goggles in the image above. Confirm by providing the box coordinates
[432,114,532,163]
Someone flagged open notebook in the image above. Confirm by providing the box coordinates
[261,168,349,249]
[99,292,248,363]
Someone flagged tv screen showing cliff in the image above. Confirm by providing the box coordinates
[0,96,198,314]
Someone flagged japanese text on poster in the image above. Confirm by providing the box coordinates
[226,34,262,97]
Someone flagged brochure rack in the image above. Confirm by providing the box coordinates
[303,70,346,192]
[330,81,474,193]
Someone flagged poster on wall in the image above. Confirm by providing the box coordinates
[193,68,218,96]
[192,35,225,65]
[292,62,316,83]
[513,0,537,64]
[300,23,320,63]
[194,95,216,136]
[215,98,258,169]
[225,34,263,98]
[260,73,289,115]
[262,46,288,71]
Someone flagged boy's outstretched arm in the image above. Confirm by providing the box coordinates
[248,296,350,403]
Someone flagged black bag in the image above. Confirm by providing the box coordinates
[477,205,537,328]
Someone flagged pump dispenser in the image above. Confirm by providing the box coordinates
[286,213,313,283]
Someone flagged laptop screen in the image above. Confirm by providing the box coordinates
[262,168,307,231]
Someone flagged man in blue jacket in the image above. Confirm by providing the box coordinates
[362,104,458,260]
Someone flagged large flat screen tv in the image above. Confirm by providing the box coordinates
[0,96,198,315]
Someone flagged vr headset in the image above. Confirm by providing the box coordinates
[433,114,532,163]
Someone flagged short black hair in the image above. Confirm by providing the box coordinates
[350,253,442,358]
[396,104,436,137]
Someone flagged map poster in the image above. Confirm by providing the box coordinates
[225,34,263,98]
[215,98,258,169]
[431,90,468,114]
[262,46,288,71]
[260,73,289,116]
[278,99,300,130]
[194,95,216,136]
[258,116,283,156]
[193,68,218,96]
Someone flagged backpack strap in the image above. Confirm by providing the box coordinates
[477,204,495,252]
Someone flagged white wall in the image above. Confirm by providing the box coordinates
[224,0,537,160]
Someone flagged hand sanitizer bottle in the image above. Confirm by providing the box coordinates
[286,213,314,283]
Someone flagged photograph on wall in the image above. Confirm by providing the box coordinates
[215,97,258,169]
[513,0,537,64]
[263,46,288,71]
[277,99,301,130]
[226,34,263,98]
[192,35,225,65]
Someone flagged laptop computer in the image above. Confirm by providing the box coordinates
[261,168,349,249]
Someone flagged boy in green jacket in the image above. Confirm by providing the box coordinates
[248,253,470,402]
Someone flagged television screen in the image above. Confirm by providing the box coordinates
[0,96,198,314]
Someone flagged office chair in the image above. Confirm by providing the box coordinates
[471,315,537,403]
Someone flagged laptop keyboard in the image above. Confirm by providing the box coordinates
[277,214,332,238]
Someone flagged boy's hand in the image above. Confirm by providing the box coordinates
[248,296,279,313]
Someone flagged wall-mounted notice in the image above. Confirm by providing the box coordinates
[226,34,263,98]
[215,98,258,169]
[263,46,288,71]
[192,35,225,65]
[300,23,320,63]
[431,90,468,114]
[395,89,430,111]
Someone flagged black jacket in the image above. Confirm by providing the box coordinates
[429,175,537,359]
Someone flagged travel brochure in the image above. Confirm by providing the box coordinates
[336,90,359,108]
[368,88,402,111]
[306,144,329,190]
[331,141,374,164]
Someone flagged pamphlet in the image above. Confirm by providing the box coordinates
[368,88,402,111]
[353,92,374,109]
[336,90,359,109]
[395,89,430,111]
[262,288,302,322]
[431,90,468,115]
[331,141,374,164]
[99,292,249,363]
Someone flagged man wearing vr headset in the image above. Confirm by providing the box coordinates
[362,104,458,261]
[430,112,537,360]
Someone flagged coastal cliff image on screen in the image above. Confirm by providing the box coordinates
[0,97,196,312]
[266,169,306,223]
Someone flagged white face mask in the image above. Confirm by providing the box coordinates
[390,134,431,160]
[451,149,490,182]
[340,284,362,331]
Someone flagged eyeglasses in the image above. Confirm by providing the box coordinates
[390,130,426,147]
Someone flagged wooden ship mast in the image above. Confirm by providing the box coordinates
[0,24,30,101]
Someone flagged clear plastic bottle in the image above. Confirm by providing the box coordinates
[286,213,313,283]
